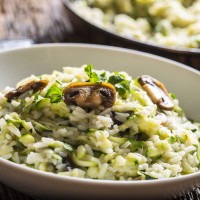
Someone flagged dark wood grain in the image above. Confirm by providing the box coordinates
[1,181,200,200]
[0,0,75,43]
[0,182,34,200]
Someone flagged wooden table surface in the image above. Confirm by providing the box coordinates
[1,180,200,200]
[0,1,200,199]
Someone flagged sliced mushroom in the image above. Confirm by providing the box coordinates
[5,80,48,101]
[138,75,174,111]
[62,82,116,109]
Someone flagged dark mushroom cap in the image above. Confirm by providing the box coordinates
[138,75,174,111]
[62,82,116,109]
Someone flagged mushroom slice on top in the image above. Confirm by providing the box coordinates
[62,82,116,109]
[138,75,174,111]
[5,80,48,101]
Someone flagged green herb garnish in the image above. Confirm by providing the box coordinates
[170,93,176,99]
[191,129,197,133]
[108,72,131,98]
[45,85,63,103]
[84,65,131,98]
[84,64,106,82]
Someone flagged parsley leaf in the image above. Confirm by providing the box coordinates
[191,129,197,133]
[108,72,131,98]
[170,93,176,99]
[90,71,100,82]
[84,65,131,98]
[99,71,107,82]
[84,64,93,78]
[84,64,106,83]
[45,85,63,103]
[107,72,124,84]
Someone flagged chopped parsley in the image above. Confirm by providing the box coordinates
[84,65,131,99]
[108,72,131,98]
[191,129,197,133]
[45,84,63,103]
[170,93,176,99]
[84,64,106,83]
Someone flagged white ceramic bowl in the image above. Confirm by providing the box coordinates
[0,44,200,200]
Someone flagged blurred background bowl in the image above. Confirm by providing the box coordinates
[63,0,200,70]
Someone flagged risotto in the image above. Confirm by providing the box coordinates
[71,0,200,49]
[0,64,200,180]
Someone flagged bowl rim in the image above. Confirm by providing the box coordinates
[63,0,200,55]
[0,43,200,186]
[1,155,200,186]
[0,42,199,75]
